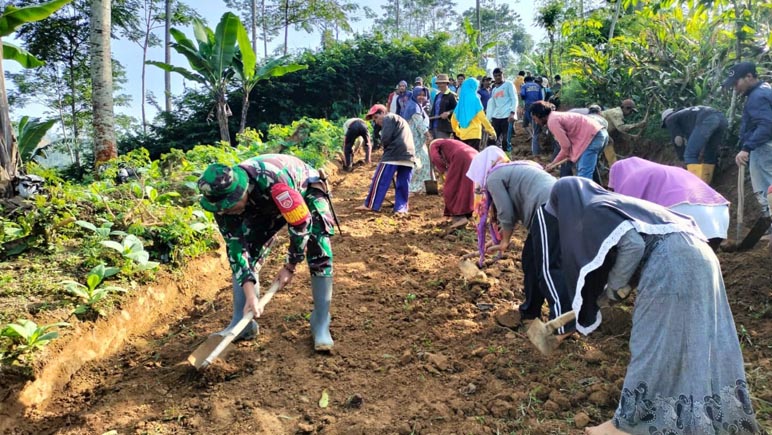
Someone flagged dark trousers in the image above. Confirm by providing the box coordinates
[491,118,511,151]
[520,206,574,334]
[683,112,726,164]
[462,138,481,151]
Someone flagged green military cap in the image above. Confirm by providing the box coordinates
[197,163,248,212]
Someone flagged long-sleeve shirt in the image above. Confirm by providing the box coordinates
[739,81,772,152]
[601,107,637,134]
[343,118,371,149]
[548,111,604,163]
[379,113,416,163]
[215,155,319,285]
[606,228,645,290]
[486,164,556,231]
[663,106,725,142]
[486,81,518,120]
[451,111,496,141]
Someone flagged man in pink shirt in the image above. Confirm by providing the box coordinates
[530,101,608,179]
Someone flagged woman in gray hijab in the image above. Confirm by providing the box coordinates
[546,177,763,435]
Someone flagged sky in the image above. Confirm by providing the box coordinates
[7,0,546,126]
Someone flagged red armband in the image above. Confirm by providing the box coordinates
[271,183,310,226]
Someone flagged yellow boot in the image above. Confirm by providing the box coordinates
[700,164,715,184]
[603,143,618,166]
[686,164,702,179]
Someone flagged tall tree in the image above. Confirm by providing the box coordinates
[459,0,531,69]
[90,0,116,166]
[535,0,564,76]
[120,0,197,132]
[0,0,72,197]
[165,0,172,112]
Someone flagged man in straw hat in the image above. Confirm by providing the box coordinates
[429,74,458,140]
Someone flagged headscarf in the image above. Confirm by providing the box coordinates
[401,87,427,120]
[453,77,484,129]
[546,177,704,335]
[430,76,438,90]
[466,146,508,188]
[608,157,728,207]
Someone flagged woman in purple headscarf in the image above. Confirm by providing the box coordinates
[547,177,763,435]
[608,157,729,250]
[403,87,433,194]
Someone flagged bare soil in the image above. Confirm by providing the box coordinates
[1,137,770,435]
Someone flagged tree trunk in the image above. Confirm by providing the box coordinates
[90,0,117,167]
[216,93,231,143]
[395,0,399,34]
[0,36,18,197]
[727,0,743,130]
[283,0,289,55]
[608,0,623,40]
[240,91,249,134]
[141,31,150,134]
[261,0,268,58]
[251,0,257,55]
[164,0,172,112]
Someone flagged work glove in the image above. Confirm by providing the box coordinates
[597,285,633,308]
[673,136,684,147]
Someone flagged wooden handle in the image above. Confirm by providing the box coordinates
[545,310,576,332]
[737,165,745,240]
[202,280,281,367]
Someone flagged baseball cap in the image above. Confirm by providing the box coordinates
[722,62,756,88]
[198,163,248,213]
[621,99,638,112]
[365,104,387,120]
[414,76,423,84]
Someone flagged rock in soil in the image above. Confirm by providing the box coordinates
[495,308,522,328]
[574,411,591,428]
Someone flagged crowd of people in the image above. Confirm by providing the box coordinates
[195,62,771,435]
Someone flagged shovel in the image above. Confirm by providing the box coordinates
[723,165,771,252]
[526,310,576,356]
[188,280,281,370]
[425,163,439,195]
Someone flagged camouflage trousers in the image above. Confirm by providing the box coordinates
[301,187,334,277]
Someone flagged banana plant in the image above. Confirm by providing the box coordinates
[0,0,73,198]
[16,116,56,164]
[233,20,307,134]
[147,12,241,143]
[60,263,124,316]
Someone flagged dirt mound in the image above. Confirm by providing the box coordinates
[2,138,770,434]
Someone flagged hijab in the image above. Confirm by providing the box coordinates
[466,146,508,188]
[608,157,728,207]
[453,77,484,129]
[546,177,704,334]
[401,87,427,120]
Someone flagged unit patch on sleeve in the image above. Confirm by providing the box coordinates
[271,183,310,225]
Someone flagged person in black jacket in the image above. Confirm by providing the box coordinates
[661,105,727,183]
[342,118,372,171]
[429,74,458,139]
[355,104,416,214]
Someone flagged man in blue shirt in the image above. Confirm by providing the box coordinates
[723,62,772,225]
[520,76,545,155]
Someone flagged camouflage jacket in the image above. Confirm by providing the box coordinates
[214,154,320,285]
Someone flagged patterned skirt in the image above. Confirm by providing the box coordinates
[613,232,765,434]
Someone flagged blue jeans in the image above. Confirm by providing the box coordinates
[531,123,541,155]
[576,129,609,179]
[750,140,772,217]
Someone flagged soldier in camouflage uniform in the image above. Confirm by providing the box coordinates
[197,154,336,351]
